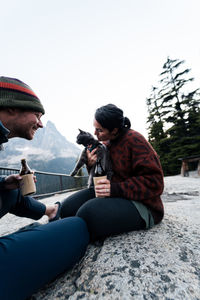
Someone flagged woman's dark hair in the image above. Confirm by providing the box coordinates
[95,104,131,131]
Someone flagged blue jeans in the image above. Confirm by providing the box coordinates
[0,218,89,300]
[0,190,89,300]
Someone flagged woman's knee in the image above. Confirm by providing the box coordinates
[60,188,94,218]
[76,201,94,222]
[76,200,103,240]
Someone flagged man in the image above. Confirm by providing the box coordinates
[0,76,89,300]
[0,76,59,220]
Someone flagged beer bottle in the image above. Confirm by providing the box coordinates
[19,158,33,175]
[19,158,36,196]
[93,158,107,197]
[94,158,106,177]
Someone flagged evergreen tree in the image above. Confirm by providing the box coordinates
[146,57,200,175]
[159,57,194,135]
[146,86,165,144]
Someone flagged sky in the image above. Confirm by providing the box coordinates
[1,0,200,144]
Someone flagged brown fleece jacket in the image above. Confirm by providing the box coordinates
[108,129,164,224]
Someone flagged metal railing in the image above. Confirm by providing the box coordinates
[0,167,88,198]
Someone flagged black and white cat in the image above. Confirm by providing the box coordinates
[70,129,112,187]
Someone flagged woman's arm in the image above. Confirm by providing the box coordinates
[111,153,164,203]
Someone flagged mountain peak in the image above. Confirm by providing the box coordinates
[46,120,56,128]
[0,120,80,169]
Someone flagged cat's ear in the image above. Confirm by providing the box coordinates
[78,129,83,133]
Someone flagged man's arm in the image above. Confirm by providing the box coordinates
[0,176,6,189]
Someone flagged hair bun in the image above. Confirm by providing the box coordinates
[124,117,131,129]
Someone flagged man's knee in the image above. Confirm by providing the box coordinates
[67,216,89,235]
[56,217,90,244]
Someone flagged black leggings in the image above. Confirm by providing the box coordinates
[60,188,146,241]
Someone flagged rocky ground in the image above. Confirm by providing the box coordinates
[0,174,200,300]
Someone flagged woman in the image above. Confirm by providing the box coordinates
[61,104,164,241]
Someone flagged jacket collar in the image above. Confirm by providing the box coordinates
[107,128,129,147]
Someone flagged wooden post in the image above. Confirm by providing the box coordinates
[198,160,200,176]
[181,160,189,177]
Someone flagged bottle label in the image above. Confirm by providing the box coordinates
[20,174,36,196]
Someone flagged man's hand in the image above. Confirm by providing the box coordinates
[4,174,22,190]
[4,173,37,190]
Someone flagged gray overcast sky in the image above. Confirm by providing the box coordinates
[1,0,200,143]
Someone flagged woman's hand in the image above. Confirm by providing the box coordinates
[95,178,111,197]
[87,147,97,167]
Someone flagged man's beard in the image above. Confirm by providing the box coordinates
[13,125,34,140]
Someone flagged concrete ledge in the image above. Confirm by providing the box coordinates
[1,176,199,299]
[31,212,199,299]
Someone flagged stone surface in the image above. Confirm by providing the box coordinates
[1,175,200,300]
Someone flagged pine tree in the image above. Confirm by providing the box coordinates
[146,57,200,175]
[146,86,165,145]
[159,57,194,136]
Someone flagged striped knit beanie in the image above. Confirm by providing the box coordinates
[0,76,45,114]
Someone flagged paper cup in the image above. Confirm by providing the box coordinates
[93,175,107,197]
[20,174,36,196]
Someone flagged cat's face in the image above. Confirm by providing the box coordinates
[76,129,95,146]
